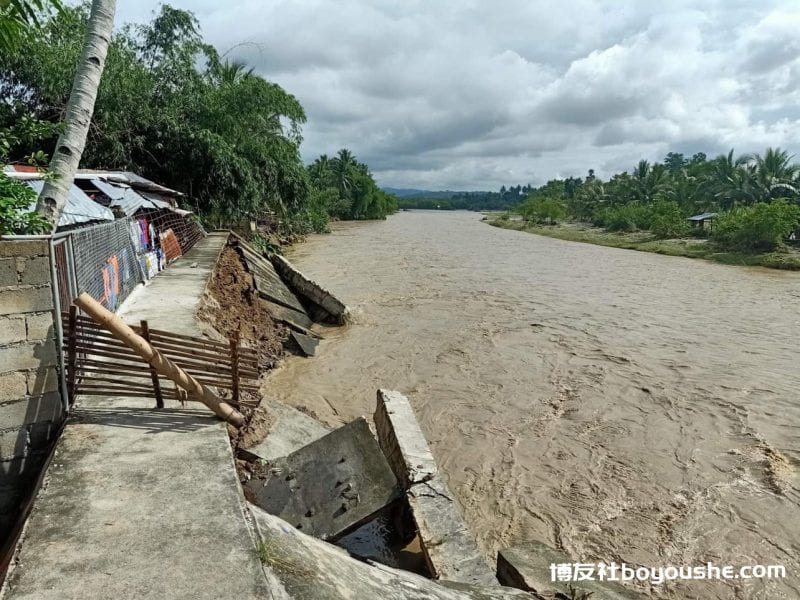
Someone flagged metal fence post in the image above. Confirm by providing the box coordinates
[48,237,70,413]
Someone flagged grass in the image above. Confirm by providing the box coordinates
[487,218,800,271]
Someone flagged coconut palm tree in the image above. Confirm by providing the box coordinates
[741,147,799,200]
[216,59,254,86]
[331,148,357,198]
[35,0,116,229]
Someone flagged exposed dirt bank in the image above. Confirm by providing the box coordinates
[198,244,290,454]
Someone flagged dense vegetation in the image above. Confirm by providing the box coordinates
[506,150,800,253]
[0,4,393,234]
[308,149,397,228]
[396,187,529,211]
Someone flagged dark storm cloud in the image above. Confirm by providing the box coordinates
[119,0,800,189]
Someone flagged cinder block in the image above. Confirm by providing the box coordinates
[0,258,18,287]
[0,287,53,316]
[26,311,54,341]
[18,256,52,286]
[0,393,63,429]
[0,372,27,402]
[0,428,28,460]
[0,240,48,259]
[0,340,57,373]
[27,367,60,395]
[0,316,26,345]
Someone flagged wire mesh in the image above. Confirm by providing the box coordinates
[63,212,206,312]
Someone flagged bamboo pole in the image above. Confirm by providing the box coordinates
[73,293,245,427]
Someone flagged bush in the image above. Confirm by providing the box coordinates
[600,204,651,232]
[0,173,50,235]
[649,201,690,238]
[713,200,800,252]
[594,202,689,237]
[516,196,566,224]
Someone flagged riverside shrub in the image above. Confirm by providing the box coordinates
[713,200,800,252]
[649,201,690,238]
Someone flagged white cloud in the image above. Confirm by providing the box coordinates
[118,0,800,189]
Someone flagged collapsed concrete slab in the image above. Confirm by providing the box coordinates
[497,542,646,599]
[228,234,314,333]
[270,254,350,324]
[247,400,330,461]
[374,390,498,588]
[249,505,534,600]
[244,417,400,541]
[288,330,319,357]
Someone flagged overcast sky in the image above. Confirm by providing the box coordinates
[119,1,800,191]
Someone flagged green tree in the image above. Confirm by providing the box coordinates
[2,4,316,231]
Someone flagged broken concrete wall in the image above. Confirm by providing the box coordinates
[250,505,533,599]
[0,240,64,546]
[374,390,498,588]
[270,254,350,325]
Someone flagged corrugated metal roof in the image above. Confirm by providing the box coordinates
[75,169,183,197]
[24,179,114,227]
[136,190,175,209]
[91,179,171,215]
[688,212,718,221]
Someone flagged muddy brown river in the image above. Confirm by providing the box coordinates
[261,210,799,599]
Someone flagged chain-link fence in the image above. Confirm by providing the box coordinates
[70,219,143,312]
[55,211,206,313]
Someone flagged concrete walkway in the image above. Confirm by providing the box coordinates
[1,233,271,599]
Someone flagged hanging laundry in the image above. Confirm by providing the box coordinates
[106,260,118,309]
[101,265,111,307]
[108,255,120,296]
[160,228,182,263]
[119,246,133,282]
[129,220,142,253]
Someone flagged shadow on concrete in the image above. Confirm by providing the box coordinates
[70,406,215,435]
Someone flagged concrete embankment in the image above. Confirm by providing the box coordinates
[1,233,271,599]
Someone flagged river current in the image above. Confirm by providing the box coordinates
[261,210,799,599]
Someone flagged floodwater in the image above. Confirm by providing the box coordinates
[261,210,800,599]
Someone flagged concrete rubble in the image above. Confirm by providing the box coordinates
[373,389,499,588]
[244,418,400,541]
[250,505,533,600]
[246,401,330,462]
[270,254,350,325]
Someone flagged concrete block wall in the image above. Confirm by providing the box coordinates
[0,239,64,544]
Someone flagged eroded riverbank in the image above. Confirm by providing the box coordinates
[261,210,800,599]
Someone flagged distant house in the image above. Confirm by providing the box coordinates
[687,212,717,232]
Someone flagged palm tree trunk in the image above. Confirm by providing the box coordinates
[35,0,116,230]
